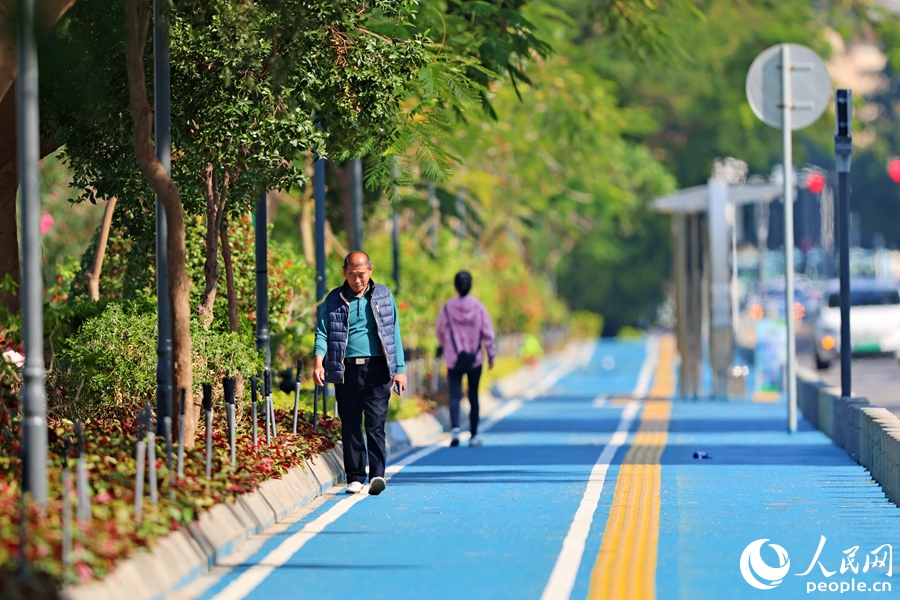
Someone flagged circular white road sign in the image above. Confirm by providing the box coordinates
[746,43,831,130]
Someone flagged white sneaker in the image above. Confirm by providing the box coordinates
[346,481,363,494]
[450,427,461,447]
[368,477,386,496]
[469,436,483,447]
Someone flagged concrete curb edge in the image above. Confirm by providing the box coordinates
[796,367,900,507]
[60,344,579,600]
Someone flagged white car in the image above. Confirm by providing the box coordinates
[812,279,900,370]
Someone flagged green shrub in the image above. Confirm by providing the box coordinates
[616,325,644,340]
[54,301,263,420]
[569,310,604,339]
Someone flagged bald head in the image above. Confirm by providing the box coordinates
[343,251,374,295]
[343,251,372,268]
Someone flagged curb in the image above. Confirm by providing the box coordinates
[796,367,900,507]
[60,445,348,600]
[61,342,584,600]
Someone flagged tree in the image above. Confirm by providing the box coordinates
[124,0,194,443]
[39,0,424,445]
[0,0,78,313]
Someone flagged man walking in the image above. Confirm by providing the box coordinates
[313,251,407,495]
[436,271,496,447]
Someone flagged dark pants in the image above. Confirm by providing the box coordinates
[448,365,483,436]
[335,357,391,483]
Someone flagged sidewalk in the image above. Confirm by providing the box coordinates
[173,335,900,600]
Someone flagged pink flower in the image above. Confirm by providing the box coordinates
[2,350,24,367]
[40,213,54,235]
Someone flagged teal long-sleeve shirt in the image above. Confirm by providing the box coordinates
[314,284,405,373]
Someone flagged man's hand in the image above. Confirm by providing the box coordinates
[392,373,408,396]
[313,355,326,386]
[488,357,495,370]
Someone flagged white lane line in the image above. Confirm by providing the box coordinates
[210,342,584,600]
[210,441,445,600]
[539,335,659,600]
[539,401,639,600]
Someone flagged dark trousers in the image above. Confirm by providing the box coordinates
[448,365,483,436]
[334,357,391,483]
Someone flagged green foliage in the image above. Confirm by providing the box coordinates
[69,213,315,367]
[569,311,604,340]
[55,301,263,419]
[429,10,676,331]
[364,227,567,354]
[41,0,425,224]
[616,325,644,340]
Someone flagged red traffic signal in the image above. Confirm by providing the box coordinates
[889,158,900,183]
[805,172,826,195]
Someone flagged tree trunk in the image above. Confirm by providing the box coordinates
[325,220,347,259]
[220,221,239,334]
[125,0,196,446]
[0,82,61,315]
[0,0,79,104]
[299,153,314,264]
[198,165,219,327]
[86,197,117,301]
[198,164,229,328]
[0,162,18,313]
[329,160,356,251]
[0,86,18,313]
[220,221,244,410]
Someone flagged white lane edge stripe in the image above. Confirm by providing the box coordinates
[539,334,659,600]
[210,341,588,600]
[538,401,639,600]
[210,441,445,600]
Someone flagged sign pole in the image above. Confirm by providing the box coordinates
[781,45,799,433]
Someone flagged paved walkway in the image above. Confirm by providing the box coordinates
[180,336,900,600]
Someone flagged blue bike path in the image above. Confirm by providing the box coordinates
[191,336,900,600]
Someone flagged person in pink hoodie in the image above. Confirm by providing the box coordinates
[436,271,496,447]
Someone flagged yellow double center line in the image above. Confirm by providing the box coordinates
[588,334,676,599]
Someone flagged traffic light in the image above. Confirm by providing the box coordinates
[889,157,900,183]
[805,171,826,194]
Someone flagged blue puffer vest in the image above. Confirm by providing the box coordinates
[323,282,398,384]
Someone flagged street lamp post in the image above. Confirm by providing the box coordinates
[17,0,47,506]
[255,192,271,370]
[314,155,327,307]
[154,0,173,434]
[834,89,853,399]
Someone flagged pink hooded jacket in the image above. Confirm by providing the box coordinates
[436,295,496,370]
